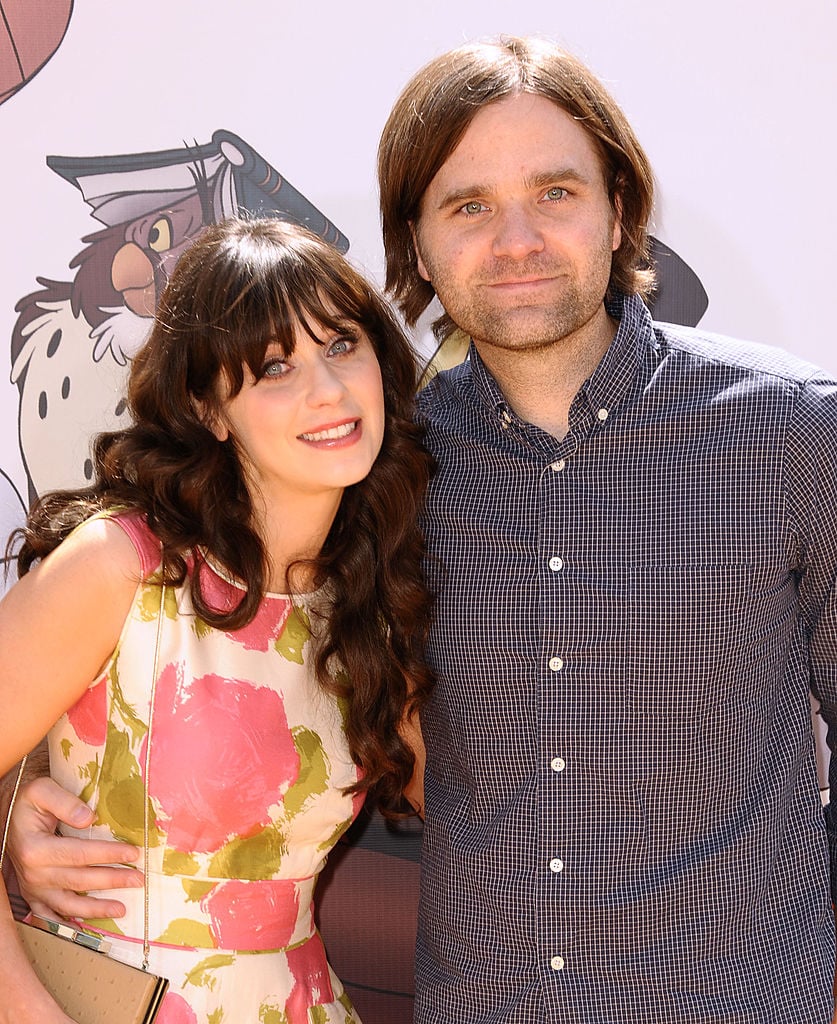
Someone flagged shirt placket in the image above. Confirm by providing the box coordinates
[535,430,581,1011]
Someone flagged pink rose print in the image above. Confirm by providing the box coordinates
[143,665,300,853]
[202,878,299,950]
[67,678,107,746]
[191,556,239,615]
[155,991,198,1024]
[227,595,293,652]
[285,934,334,1024]
[197,559,292,651]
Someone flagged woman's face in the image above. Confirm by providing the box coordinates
[211,317,386,514]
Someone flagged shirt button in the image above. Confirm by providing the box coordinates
[550,955,565,971]
[551,756,566,773]
[549,857,564,874]
[597,407,609,422]
[548,556,564,572]
[548,656,564,672]
[550,458,566,472]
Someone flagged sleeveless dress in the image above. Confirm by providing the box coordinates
[47,513,364,1024]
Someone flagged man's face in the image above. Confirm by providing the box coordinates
[412,93,622,354]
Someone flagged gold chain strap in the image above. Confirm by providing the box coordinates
[0,755,28,869]
[142,583,166,971]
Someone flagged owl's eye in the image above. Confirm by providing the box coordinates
[148,217,173,252]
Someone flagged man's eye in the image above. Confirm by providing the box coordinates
[544,187,567,202]
[460,201,487,216]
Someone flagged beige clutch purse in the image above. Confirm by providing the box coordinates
[15,918,168,1023]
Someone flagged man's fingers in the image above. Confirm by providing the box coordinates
[19,861,143,893]
[13,847,143,905]
[8,775,142,923]
[23,836,141,869]
[18,863,143,920]
[27,892,130,921]
[34,864,144,893]
[19,776,94,829]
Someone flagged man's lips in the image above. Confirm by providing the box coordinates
[484,275,558,289]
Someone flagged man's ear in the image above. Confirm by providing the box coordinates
[193,397,229,442]
[409,221,431,283]
[611,190,623,253]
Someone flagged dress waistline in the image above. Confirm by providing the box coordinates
[83,872,319,952]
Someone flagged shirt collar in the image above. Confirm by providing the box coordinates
[466,292,654,431]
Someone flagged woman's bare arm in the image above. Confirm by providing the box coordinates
[0,517,142,1021]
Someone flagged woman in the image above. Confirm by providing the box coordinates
[0,216,433,1023]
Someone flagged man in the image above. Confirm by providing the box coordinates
[377,36,837,1023]
[6,35,837,1024]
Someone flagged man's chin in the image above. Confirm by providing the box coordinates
[465,310,578,352]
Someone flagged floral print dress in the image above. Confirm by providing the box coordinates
[47,514,363,1024]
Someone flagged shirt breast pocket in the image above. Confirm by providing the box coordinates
[625,563,761,715]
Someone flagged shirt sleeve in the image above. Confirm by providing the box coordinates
[787,374,837,903]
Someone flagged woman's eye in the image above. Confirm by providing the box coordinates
[327,334,357,357]
[262,358,289,378]
[544,187,567,202]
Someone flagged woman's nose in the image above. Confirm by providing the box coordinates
[305,357,347,406]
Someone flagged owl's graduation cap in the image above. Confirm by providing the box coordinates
[46,129,349,252]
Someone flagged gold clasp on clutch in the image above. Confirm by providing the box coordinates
[28,914,112,954]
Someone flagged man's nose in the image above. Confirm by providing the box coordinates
[491,205,546,260]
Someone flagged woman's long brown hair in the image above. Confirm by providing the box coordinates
[10,216,434,815]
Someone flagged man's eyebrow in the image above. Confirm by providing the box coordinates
[526,167,592,190]
[432,184,494,212]
[432,168,594,211]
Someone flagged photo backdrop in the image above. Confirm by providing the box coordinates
[1,1,834,1020]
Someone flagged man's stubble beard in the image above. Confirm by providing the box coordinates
[463,281,595,356]
[430,272,606,360]
[419,233,616,356]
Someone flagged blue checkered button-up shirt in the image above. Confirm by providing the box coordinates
[415,293,837,1023]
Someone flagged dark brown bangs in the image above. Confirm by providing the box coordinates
[176,216,388,401]
[261,247,379,363]
[284,247,371,331]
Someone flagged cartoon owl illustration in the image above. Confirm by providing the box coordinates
[10,130,348,503]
